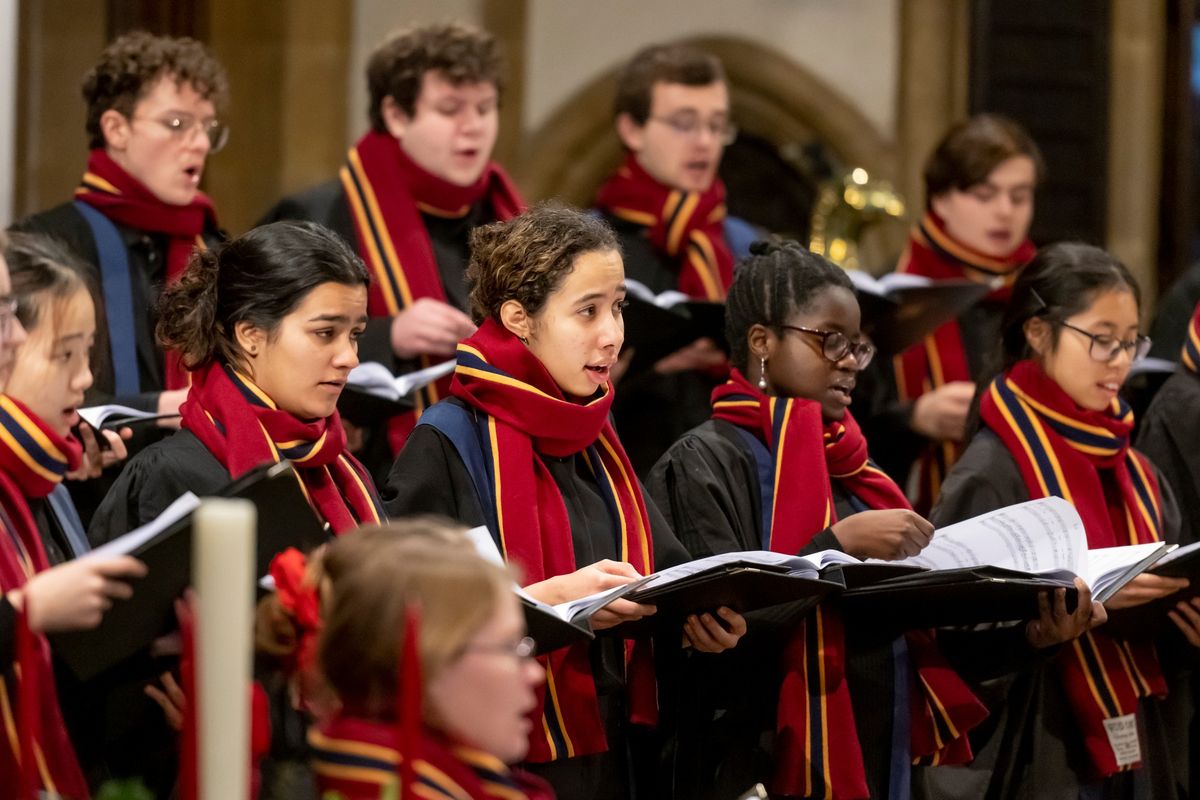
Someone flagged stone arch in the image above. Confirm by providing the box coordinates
[513,34,898,210]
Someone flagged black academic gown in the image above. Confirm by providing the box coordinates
[12,204,223,526]
[600,213,726,480]
[261,181,497,484]
[1136,369,1200,798]
[384,397,690,800]
[89,430,327,798]
[647,418,907,800]
[914,429,1187,800]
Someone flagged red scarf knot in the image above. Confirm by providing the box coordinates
[181,362,383,535]
[595,153,734,301]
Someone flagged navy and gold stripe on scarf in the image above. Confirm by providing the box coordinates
[77,171,122,198]
[1182,307,1200,374]
[452,746,530,800]
[340,150,414,316]
[800,609,833,797]
[0,397,71,486]
[916,216,1020,284]
[664,191,725,301]
[989,376,1162,541]
[308,729,471,800]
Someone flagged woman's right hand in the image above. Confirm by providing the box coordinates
[1025,578,1106,649]
[524,559,657,631]
[831,509,934,561]
[7,555,146,633]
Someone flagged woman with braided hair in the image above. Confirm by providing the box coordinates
[648,239,1098,799]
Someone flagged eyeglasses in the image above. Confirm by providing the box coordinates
[1060,322,1152,363]
[133,113,230,153]
[648,115,738,146]
[0,297,18,338]
[462,636,537,661]
[778,325,875,369]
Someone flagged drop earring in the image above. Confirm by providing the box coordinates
[758,357,768,391]
[519,336,529,345]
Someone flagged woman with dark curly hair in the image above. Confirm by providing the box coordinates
[385,203,746,800]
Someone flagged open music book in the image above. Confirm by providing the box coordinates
[338,359,457,425]
[844,269,991,357]
[889,497,1169,603]
[78,404,181,430]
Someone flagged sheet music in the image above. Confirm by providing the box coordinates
[624,278,691,309]
[347,359,456,401]
[78,404,179,429]
[894,497,1086,575]
[635,550,816,592]
[88,492,202,559]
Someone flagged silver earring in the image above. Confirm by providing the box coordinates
[758,357,768,391]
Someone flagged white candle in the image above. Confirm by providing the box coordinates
[193,498,257,800]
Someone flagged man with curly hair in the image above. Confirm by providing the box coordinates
[262,22,525,464]
[14,31,227,423]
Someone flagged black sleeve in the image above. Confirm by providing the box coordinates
[1136,381,1200,546]
[928,431,1024,527]
[383,422,486,527]
[641,481,690,569]
[87,434,228,546]
[0,595,13,669]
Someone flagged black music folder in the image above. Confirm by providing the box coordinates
[52,461,329,681]
[620,280,727,373]
[847,271,991,357]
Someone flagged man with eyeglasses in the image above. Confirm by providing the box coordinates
[260,22,523,472]
[595,43,757,476]
[14,31,227,466]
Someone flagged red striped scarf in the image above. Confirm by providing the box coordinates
[712,370,986,797]
[980,359,1167,778]
[180,362,384,534]
[340,130,524,450]
[894,212,1035,513]
[1182,301,1200,374]
[75,148,217,391]
[595,153,734,301]
[448,319,656,763]
[0,396,88,799]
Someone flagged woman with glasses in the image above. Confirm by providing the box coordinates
[15,31,230,526]
[647,240,999,799]
[917,242,1191,799]
[311,519,556,800]
[385,204,746,800]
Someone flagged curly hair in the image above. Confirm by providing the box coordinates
[466,203,619,324]
[366,22,503,132]
[613,43,726,124]
[724,239,854,373]
[923,114,1044,207]
[83,31,229,150]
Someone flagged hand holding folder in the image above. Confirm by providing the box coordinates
[52,461,330,680]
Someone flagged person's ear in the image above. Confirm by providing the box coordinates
[99,109,132,152]
[747,323,781,362]
[233,321,267,372]
[616,112,646,153]
[499,300,533,343]
[380,96,411,140]
[1023,316,1052,357]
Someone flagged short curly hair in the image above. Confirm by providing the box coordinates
[83,31,229,150]
[614,43,726,124]
[366,22,503,132]
[466,204,619,324]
